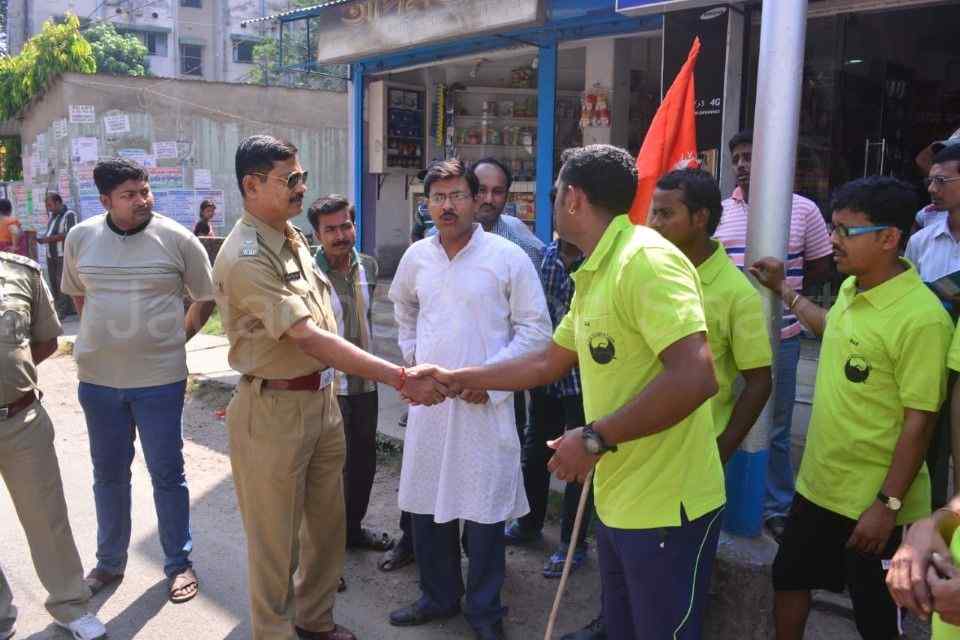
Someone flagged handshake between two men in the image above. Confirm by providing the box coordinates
[396,365,486,407]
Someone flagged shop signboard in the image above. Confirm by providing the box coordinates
[617,0,744,16]
[309,0,541,63]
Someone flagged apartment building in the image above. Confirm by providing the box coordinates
[6,0,289,82]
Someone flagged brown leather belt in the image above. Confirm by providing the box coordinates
[0,391,37,421]
[243,368,334,392]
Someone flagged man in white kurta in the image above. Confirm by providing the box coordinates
[388,159,551,640]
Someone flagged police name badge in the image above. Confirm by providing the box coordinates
[241,240,258,257]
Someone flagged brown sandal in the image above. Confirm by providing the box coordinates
[168,567,199,604]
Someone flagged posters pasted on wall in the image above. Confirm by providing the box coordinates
[69,105,96,124]
[153,141,179,159]
[103,113,131,135]
[71,137,99,164]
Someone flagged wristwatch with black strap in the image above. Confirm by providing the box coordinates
[877,491,902,512]
[582,423,617,456]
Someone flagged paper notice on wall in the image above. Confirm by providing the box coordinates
[36,133,46,151]
[103,113,131,135]
[193,169,212,189]
[54,119,69,139]
[79,194,105,219]
[150,167,184,189]
[118,148,150,166]
[69,105,96,124]
[58,173,72,199]
[152,141,179,159]
[71,137,99,164]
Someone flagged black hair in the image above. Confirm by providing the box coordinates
[307,194,355,230]
[932,144,960,168]
[728,130,753,153]
[829,176,917,240]
[199,199,215,212]
[0,198,11,215]
[656,168,723,235]
[470,157,513,191]
[93,159,149,196]
[423,158,479,198]
[235,135,298,197]
[46,192,63,204]
[557,144,637,216]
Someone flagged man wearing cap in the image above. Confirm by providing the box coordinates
[913,129,959,231]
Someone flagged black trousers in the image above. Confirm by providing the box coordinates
[46,255,74,317]
[518,389,593,546]
[339,391,379,540]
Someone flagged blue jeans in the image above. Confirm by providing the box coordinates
[597,507,723,640]
[410,513,506,631]
[764,336,801,519]
[78,380,192,578]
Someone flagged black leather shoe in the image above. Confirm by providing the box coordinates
[473,621,505,639]
[561,615,606,640]
[765,515,788,544]
[389,601,460,627]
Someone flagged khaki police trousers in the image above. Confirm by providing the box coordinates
[228,378,346,640]
[0,401,90,628]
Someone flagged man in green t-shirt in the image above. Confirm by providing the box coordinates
[648,168,772,462]
[415,145,726,639]
[750,176,953,640]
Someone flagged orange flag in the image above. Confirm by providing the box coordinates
[628,37,701,225]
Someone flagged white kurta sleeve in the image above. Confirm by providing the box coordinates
[483,250,553,404]
[388,248,420,365]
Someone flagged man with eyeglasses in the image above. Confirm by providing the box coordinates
[213,136,445,640]
[750,176,953,640]
[904,144,960,510]
[715,130,833,543]
[388,159,552,640]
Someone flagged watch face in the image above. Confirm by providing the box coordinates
[889,497,902,511]
[582,434,601,455]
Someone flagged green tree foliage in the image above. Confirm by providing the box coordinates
[85,23,150,77]
[247,4,347,91]
[0,14,96,121]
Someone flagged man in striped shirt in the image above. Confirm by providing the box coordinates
[714,130,833,542]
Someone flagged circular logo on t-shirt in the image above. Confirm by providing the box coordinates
[844,355,871,384]
[588,333,616,365]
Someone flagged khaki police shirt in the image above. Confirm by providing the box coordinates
[0,253,62,405]
[212,211,338,379]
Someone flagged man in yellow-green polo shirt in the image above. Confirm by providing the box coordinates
[751,176,953,640]
[648,168,773,461]
[415,145,726,639]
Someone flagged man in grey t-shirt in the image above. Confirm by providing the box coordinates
[61,159,215,604]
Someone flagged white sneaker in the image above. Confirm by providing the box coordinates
[56,614,106,640]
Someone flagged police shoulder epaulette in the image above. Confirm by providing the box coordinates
[0,252,41,272]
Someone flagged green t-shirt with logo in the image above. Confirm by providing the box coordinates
[554,215,725,530]
[933,527,960,639]
[697,241,773,436]
[796,262,952,525]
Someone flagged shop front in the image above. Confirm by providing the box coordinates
[247,0,752,271]
[740,0,960,214]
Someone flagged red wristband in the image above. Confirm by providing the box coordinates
[394,367,407,391]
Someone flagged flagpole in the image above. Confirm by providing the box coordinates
[737,0,809,536]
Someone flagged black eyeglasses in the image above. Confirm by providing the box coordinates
[251,170,309,190]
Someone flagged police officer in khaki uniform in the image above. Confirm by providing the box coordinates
[214,136,446,640]
[0,252,107,640]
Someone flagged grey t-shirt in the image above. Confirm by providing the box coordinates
[62,212,215,388]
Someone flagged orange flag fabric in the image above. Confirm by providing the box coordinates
[628,37,701,225]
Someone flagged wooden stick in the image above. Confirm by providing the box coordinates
[543,468,594,640]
